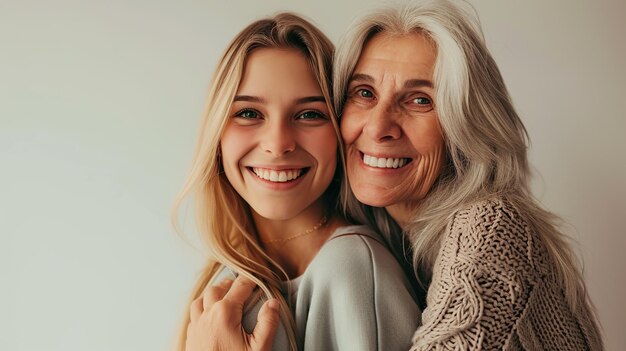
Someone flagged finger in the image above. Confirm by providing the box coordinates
[202,279,233,310]
[190,296,203,322]
[223,275,257,305]
[251,299,281,351]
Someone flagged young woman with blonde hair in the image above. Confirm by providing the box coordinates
[172,12,419,351]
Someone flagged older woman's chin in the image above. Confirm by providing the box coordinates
[346,166,433,209]
[353,193,390,208]
[349,183,402,208]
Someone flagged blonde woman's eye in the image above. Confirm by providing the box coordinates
[297,111,326,120]
[235,109,260,119]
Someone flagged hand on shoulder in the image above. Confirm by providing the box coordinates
[185,275,280,351]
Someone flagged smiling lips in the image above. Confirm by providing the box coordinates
[251,167,306,183]
[249,153,408,183]
[361,152,411,169]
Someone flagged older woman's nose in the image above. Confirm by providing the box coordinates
[363,103,402,142]
[260,120,296,156]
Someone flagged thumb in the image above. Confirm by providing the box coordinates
[250,298,281,351]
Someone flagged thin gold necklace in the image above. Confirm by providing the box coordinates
[262,215,329,248]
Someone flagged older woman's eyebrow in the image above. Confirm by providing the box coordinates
[404,79,433,89]
[349,73,375,84]
[349,74,432,89]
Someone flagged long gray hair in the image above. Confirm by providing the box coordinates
[334,0,602,346]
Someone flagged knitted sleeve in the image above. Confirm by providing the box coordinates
[409,199,546,351]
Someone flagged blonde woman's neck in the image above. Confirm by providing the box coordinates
[252,201,346,279]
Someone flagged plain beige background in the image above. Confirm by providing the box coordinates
[2,0,624,350]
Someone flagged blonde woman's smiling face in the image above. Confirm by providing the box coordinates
[220,48,337,221]
[340,32,446,221]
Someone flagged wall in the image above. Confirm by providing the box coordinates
[2,0,624,349]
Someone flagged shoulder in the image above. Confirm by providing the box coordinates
[298,226,420,351]
[452,197,529,231]
[440,196,548,280]
[318,225,395,265]
[448,196,532,246]
[306,225,407,286]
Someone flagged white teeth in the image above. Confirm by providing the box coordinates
[362,153,410,169]
[252,168,303,182]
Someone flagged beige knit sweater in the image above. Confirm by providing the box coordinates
[410,198,602,350]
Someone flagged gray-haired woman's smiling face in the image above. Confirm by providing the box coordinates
[340,32,446,222]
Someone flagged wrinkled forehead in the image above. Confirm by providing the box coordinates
[360,31,436,65]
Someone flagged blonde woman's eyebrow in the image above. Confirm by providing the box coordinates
[233,95,265,103]
[296,96,326,104]
[234,95,325,104]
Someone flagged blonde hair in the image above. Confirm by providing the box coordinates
[335,0,602,347]
[172,13,338,351]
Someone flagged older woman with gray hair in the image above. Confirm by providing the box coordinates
[192,1,603,350]
[334,0,603,349]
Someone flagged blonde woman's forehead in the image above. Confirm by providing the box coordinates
[237,48,324,98]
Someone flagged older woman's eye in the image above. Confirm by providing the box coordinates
[347,87,376,106]
[408,96,434,112]
[358,89,374,99]
[414,97,431,105]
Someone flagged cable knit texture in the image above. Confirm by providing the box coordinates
[410,198,599,351]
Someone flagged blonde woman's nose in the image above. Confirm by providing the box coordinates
[260,121,296,156]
